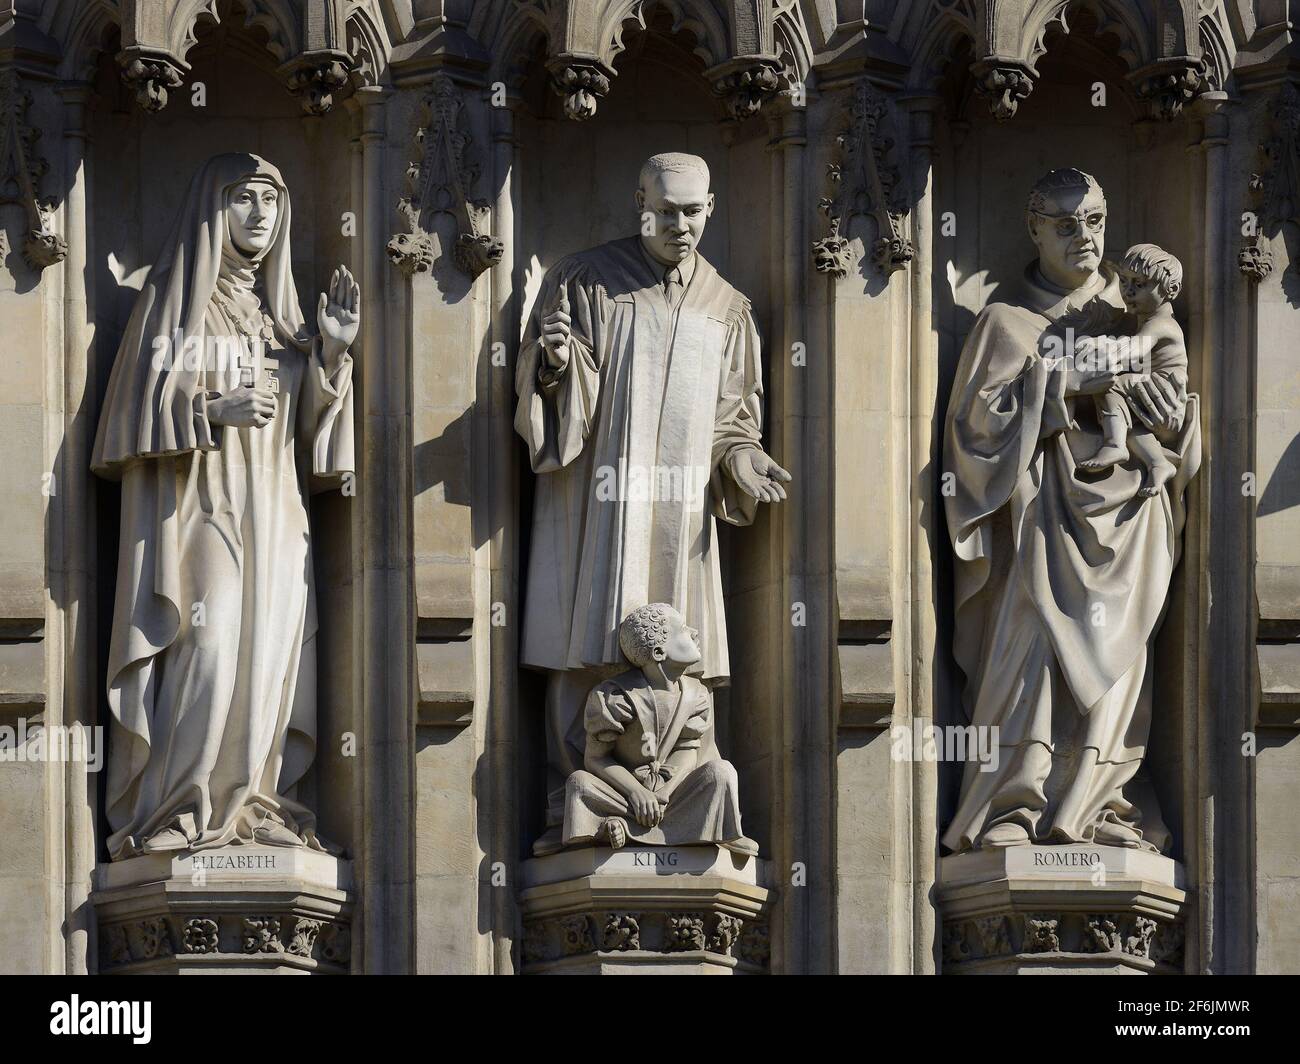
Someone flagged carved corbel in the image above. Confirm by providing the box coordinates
[116,49,187,112]
[548,60,612,121]
[0,72,66,272]
[811,80,912,279]
[706,57,784,122]
[1131,58,1206,122]
[1240,83,1300,283]
[281,52,355,116]
[970,58,1035,120]
[387,73,503,280]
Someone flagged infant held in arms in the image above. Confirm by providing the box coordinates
[1076,242,1188,498]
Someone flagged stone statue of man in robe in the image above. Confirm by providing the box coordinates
[515,152,790,853]
[942,168,1201,853]
[92,154,358,859]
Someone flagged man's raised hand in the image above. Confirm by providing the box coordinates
[541,283,571,371]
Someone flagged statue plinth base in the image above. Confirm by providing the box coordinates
[519,845,771,974]
[91,846,354,974]
[938,844,1187,974]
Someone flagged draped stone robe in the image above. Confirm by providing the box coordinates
[91,158,354,859]
[942,264,1201,853]
[515,237,764,688]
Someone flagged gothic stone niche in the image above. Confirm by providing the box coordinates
[388,73,502,280]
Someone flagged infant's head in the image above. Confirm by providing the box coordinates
[1117,243,1182,318]
[619,603,701,670]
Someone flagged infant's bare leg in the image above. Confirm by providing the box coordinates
[1078,389,1129,471]
[1130,430,1176,498]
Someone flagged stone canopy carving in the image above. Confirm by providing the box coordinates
[0,71,66,271]
[388,73,502,280]
[812,80,912,279]
[942,167,1201,853]
[1240,82,1300,284]
[90,153,358,859]
[515,152,789,857]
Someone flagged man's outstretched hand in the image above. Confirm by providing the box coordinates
[730,447,792,503]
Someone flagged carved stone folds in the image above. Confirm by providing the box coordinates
[1240,83,1299,283]
[388,73,502,280]
[812,80,912,279]
[0,71,66,272]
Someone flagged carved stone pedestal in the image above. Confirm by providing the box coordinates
[938,845,1187,975]
[92,847,354,975]
[519,845,771,974]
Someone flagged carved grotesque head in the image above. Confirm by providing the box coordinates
[635,153,715,267]
[1026,167,1107,290]
[619,603,701,669]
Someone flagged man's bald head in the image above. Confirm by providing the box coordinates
[636,152,714,266]
[639,152,710,192]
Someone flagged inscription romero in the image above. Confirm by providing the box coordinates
[1032,851,1101,867]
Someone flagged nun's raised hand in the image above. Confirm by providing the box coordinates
[319,265,360,362]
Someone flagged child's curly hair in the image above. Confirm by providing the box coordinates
[619,603,678,667]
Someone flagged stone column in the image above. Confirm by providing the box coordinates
[1191,91,1254,974]
[353,85,414,973]
[57,81,96,976]
[487,87,521,974]
[900,91,941,976]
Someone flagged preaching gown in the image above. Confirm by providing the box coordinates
[515,237,764,777]
[942,264,1201,853]
[94,237,352,859]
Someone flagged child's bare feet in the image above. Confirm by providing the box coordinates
[1078,444,1127,472]
[598,817,628,849]
[1138,459,1175,498]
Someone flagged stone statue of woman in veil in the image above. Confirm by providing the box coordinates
[92,153,359,860]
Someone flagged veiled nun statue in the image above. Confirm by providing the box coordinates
[92,154,358,860]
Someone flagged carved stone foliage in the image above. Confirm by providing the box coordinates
[521,911,769,968]
[388,74,502,281]
[1240,83,1300,284]
[282,53,355,115]
[970,58,1035,120]
[812,80,912,280]
[118,52,187,112]
[707,58,784,122]
[1130,59,1207,121]
[550,62,612,122]
[0,72,66,272]
[98,913,351,971]
[509,0,804,122]
[941,912,1184,969]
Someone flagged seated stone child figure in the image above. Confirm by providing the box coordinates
[1076,243,1188,498]
[562,603,758,856]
